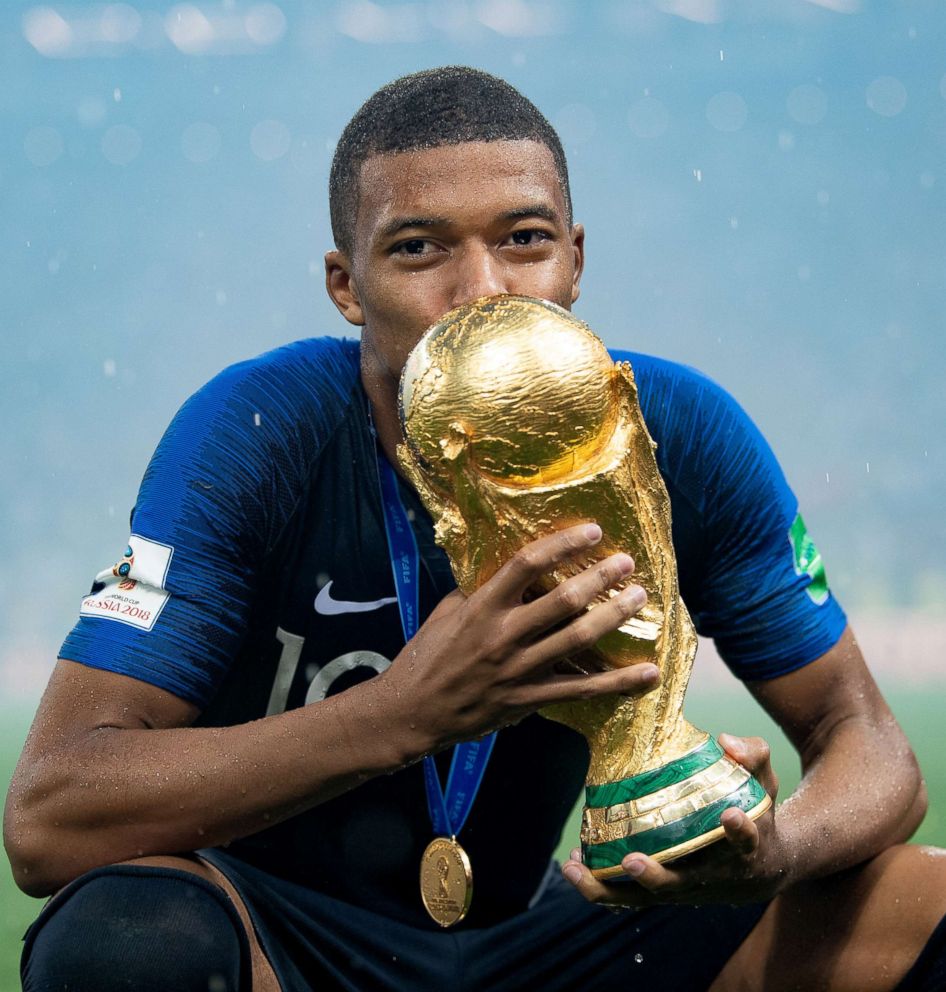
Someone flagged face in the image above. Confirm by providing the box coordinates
[325,139,584,403]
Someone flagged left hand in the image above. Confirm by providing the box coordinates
[561,734,792,908]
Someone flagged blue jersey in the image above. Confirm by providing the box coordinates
[60,337,846,927]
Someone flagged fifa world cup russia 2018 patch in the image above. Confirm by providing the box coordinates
[79,534,174,631]
[789,514,829,605]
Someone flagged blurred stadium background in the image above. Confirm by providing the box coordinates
[2,0,945,986]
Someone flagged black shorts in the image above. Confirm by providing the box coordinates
[22,852,766,992]
[199,850,767,991]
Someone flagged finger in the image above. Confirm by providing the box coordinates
[719,733,779,798]
[561,858,649,909]
[720,806,760,856]
[482,523,604,605]
[517,662,660,708]
[619,853,682,896]
[512,552,636,641]
[524,583,647,670]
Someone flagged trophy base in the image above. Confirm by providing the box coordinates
[580,735,772,879]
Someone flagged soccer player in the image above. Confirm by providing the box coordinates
[6,67,946,991]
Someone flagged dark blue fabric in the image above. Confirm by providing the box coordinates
[60,338,844,699]
[895,912,946,992]
[53,337,848,925]
[200,849,767,992]
[21,866,249,992]
[616,349,847,679]
[60,337,360,705]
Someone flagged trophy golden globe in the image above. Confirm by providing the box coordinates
[397,295,771,879]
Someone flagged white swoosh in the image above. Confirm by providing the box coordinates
[314,580,397,616]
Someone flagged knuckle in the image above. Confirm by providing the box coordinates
[512,546,542,576]
[564,624,597,655]
[557,583,584,614]
[557,527,583,553]
[750,737,771,762]
[601,554,633,585]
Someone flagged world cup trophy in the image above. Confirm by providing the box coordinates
[397,295,771,878]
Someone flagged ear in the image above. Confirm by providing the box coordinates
[569,223,585,304]
[325,250,365,326]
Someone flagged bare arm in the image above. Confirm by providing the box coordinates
[562,625,927,905]
[4,524,658,897]
[747,624,926,876]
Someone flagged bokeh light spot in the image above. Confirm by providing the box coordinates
[245,4,286,45]
[251,119,291,161]
[866,76,907,117]
[22,7,73,57]
[77,97,107,128]
[166,4,215,54]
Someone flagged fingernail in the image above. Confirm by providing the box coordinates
[584,524,602,542]
[563,865,582,885]
[624,858,645,878]
[720,734,744,758]
[613,553,634,575]
[618,585,646,609]
[639,664,659,682]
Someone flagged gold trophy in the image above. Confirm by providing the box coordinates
[397,295,771,878]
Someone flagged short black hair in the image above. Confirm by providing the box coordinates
[329,66,572,256]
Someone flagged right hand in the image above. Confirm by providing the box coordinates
[379,522,659,750]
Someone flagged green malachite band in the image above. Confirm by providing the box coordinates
[585,736,723,809]
[582,774,769,869]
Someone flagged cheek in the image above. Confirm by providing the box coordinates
[516,259,578,309]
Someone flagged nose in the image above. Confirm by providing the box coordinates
[450,244,507,308]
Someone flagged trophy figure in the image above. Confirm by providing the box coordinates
[397,295,771,878]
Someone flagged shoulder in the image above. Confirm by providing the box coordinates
[179,336,361,428]
[138,336,362,552]
[150,337,361,477]
[608,348,750,443]
[607,349,782,515]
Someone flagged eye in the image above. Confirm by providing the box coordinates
[392,238,438,257]
[507,229,551,247]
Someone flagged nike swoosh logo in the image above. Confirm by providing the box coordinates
[314,580,397,616]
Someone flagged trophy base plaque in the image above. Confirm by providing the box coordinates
[581,736,773,879]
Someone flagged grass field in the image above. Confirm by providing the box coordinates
[1,692,944,991]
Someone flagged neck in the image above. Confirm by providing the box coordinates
[361,349,405,474]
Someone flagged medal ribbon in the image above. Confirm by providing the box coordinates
[376,452,496,839]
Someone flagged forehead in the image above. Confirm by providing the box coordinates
[354,140,566,242]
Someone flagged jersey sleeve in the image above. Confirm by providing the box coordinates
[624,352,848,682]
[59,338,358,707]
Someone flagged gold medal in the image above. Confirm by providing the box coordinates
[419,836,473,928]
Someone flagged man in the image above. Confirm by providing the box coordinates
[5,67,946,991]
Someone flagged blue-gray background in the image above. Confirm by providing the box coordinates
[2,0,945,702]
